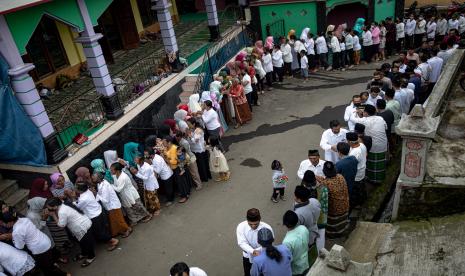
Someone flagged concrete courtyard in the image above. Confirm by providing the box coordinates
[66,63,379,275]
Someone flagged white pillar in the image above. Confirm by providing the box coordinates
[152,0,178,53]
[204,0,220,41]
[0,15,54,138]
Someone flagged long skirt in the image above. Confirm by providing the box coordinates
[108,208,130,237]
[195,151,212,182]
[90,212,112,242]
[46,220,70,253]
[326,212,349,239]
[366,151,386,184]
[144,190,161,214]
[173,167,191,198]
[234,102,252,125]
[124,199,150,224]
[188,160,202,188]
[217,108,229,134]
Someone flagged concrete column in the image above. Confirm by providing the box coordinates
[205,0,220,41]
[391,104,440,220]
[152,0,178,53]
[0,15,67,164]
[75,0,123,120]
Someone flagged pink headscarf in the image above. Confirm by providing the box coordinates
[227,61,238,77]
[50,172,63,188]
[254,40,264,57]
[235,51,247,62]
[265,36,274,49]
[335,24,344,39]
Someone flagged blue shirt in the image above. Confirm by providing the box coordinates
[335,155,358,193]
[251,244,292,276]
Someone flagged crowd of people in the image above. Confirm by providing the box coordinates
[0,10,458,276]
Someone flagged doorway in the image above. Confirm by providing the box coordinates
[327,2,368,28]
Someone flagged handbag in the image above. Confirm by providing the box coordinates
[72,133,88,145]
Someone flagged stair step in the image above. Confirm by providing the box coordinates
[181,81,196,92]
[179,90,193,104]
[5,189,29,213]
[0,179,19,200]
[185,75,198,83]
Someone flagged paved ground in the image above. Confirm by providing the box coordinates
[65,63,379,275]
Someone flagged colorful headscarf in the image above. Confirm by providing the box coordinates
[287,29,296,40]
[163,119,177,133]
[91,159,113,183]
[235,51,247,62]
[253,40,264,57]
[29,178,52,199]
[178,104,189,112]
[123,142,140,167]
[265,36,274,49]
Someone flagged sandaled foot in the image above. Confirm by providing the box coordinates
[178,197,188,203]
[214,177,223,182]
[153,210,161,216]
[81,258,95,267]
[107,239,119,251]
[141,214,153,223]
[122,228,132,238]
[271,197,278,203]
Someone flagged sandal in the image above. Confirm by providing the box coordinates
[122,228,133,238]
[73,255,86,262]
[81,258,95,267]
[141,214,152,223]
[107,239,119,251]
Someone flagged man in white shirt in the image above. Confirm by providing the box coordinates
[315,32,329,70]
[280,37,293,77]
[345,31,354,68]
[349,105,387,184]
[201,100,222,147]
[346,132,367,206]
[405,14,416,48]
[396,18,405,52]
[236,208,273,276]
[75,182,119,250]
[329,32,341,70]
[319,120,348,163]
[362,26,373,63]
[305,33,316,71]
[427,49,444,99]
[426,17,437,40]
[272,44,284,83]
[417,55,432,87]
[459,13,465,35]
[344,95,362,131]
[414,15,426,48]
[448,14,459,31]
[170,262,208,276]
[242,71,253,110]
[392,79,414,114]
[436,13,448,42]
[297,149,326,179]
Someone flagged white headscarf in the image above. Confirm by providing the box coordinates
[300,27,310,41]
[104,150,118,170]
[174,109,188,121]
[26,197,46,228]
[200,91,212,103]
[188,94,202,113]
[407,83,416,91]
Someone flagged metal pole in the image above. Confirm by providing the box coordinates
[206,49,214,82]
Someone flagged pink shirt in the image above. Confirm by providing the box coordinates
[371,26,380,45]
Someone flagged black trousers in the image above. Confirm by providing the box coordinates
[256,76,264,92]
[414,33,425,48]
[396,39,403,53]
[242,257,252,276]
[340,50,346,67]
[91,212,112,243]
[332,52,340,69]
[307,54,316,69]
[346,49,354,66]
[161,175,175,201]
[405,35,414,49]
[194,152,211,182]
[386,40,395,56]
[265,72,273,87]
[245,92,253,111]
[271,187,285,199]
[272,66,284,82]
[34,249,67,276]
[79,230,96,259]
[284,62,292,77]
[362,45,372,62]
[251,83,259,105]
[319,53,329,68]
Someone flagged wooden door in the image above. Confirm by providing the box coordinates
[94,23,115,64]
[112,0,140,50]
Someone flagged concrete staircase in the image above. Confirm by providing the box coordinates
[178,74,198,105]
[0,174,29,215]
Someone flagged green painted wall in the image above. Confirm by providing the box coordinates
[326,0,369,14]
[259,2,317,41]
[5,0,113,55]
[374,0,396,22]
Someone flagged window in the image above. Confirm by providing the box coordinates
[22,17,68,80]
[137,0,158,27]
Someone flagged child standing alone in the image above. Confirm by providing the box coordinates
[208,137,230,181]
[271,160,289,203]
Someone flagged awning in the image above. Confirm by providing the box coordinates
[0,0,50,15]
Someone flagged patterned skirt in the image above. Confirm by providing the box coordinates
[366,151,387,184]
[234,102,252,125]
[108,208,130,237]
[124,199,150,224]
[326,212,349,239]
[144,190,161,214]
[46,220,70,251]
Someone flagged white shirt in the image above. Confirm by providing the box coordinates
[349,115,388,153]
[330,36,341,52]
[0,242,34,276]
[136,162,159,191]
[319,128,348,163]
[294,40,306,54]
[300,55,308,69]
[426,21,437,39]
[345,34,353,49]
[112,171,140,207]
[427,56,444,83]
[188,129,206,153]
[97,179,122,211]
[12,218,51,255]
[394,88,414,114]
[281,43,292,63]
[305,38,315,54]
[315,36,328,54]
[415,19,426,34]
[353,35,361,51]
[262,53,273,73]
[74,189,102,219]
[253,59,266,79]
[272,50,283,67]
[57,204,92,241]
[417,62,432,84]
[362,30,373,46]
[349,144,367,181]
[152,154,174,180]
[405,19,416,35]
[242,73,253,94]
[202,108,221,130]
[396,22,405,39]
[459,16,465,33]
[189,267,208,276]
[344,103,357,131]
[236,221,274,261]
[340,42,346,51]
[437,19,447,35]
[297,159,325,179]
[448,19,459,31]
[366,95,382,107]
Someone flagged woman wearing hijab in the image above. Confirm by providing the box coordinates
[188,94,202,114]
[300,27,310,42]
[90,159,113,184]
[265,36,274,50]
[209,78,229,134]
[229,78,252,128]
[174,109,190,133]
[123,142,146,202]
[75,167,91,184]
[50,173,75,201]
[26,197,55,247]
[29,178,53,199]
[162,136,191,203]
[226,61,239,77]
[319,161,349,239]
[163,119,177,136]
[187,118,212,182]
[253,40,264,58]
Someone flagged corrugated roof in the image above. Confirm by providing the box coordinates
[0,0,50,15]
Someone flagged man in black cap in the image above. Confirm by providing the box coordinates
[297,150,325,180]
[354,123,372,153]
[346,132,367,208]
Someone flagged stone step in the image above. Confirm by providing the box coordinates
[181,81,196,92]
[179,90,193,104]
[4,189,29,214]
[0,179,19,201]
[185,75,198,83]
